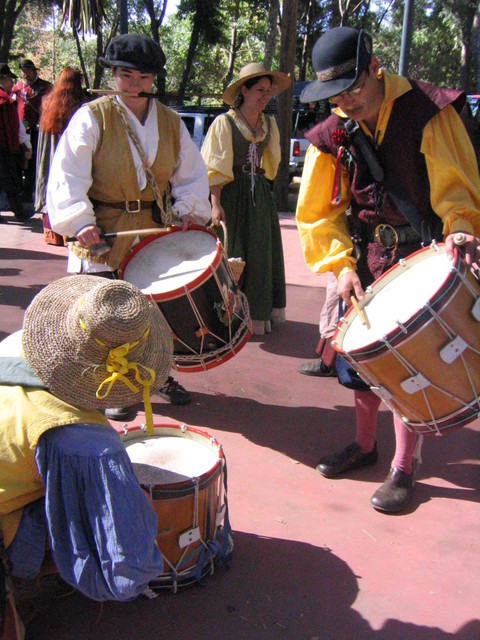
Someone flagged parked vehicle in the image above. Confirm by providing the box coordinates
[174,106,226,150]
[173,92,328,180]
[289,136,309,178]
[467,94,480,117]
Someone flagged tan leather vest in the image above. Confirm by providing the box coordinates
[69,97,181,270]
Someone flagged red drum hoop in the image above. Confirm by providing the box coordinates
[333,243,480,435]
[118,225,251,372]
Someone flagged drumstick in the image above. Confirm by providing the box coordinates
[350,295,370,329]
[65,228,172,243]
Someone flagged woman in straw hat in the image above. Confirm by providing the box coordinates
[201,63,291,335]
[0,276,173,616]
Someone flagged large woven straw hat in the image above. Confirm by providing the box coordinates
[22,276,173,411]
[223,62,291,106]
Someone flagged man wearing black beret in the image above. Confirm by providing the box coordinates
[47,33,212,413]
[296,26,480,513]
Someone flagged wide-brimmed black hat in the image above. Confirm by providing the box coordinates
[19,59,38,70]
[300,27,372,103]
[99,34,166,77]
[0,63,16,79]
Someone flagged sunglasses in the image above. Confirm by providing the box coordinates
[329,71,368,105]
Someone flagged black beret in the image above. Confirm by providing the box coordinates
[99,34,166,77]
[301,27,372,103]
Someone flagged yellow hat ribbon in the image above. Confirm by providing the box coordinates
[96,339,156,435]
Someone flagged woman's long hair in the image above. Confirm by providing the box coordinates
[39,67,86,135]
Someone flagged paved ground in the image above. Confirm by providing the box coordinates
[1,210,479,640]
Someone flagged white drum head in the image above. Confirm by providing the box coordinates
[342,248,451,351]
[125,435,219,485]
[122,230,218,295]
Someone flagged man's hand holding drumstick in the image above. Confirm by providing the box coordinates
[446,231,479,266]
[337,271,370,327]
[337,271,365,306]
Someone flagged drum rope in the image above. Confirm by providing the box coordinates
[172,293,250,370]
[425,302,480,356]
[424,304,480,410]
[455,265,480,299]
[378,340,466,435]
[183,287,210,354]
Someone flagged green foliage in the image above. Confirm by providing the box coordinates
[6,0,480,97]
[161,0,280,104]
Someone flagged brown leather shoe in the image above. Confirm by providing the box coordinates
[298,358,336,377]
[316,441,378,478]
[370,467,415,513]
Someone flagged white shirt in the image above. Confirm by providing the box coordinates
[47,97,211,273]
[18,119,31,149]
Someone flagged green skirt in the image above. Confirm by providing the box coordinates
[220,172,286,321]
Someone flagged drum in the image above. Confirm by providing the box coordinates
[121,422,229,591]
[333,243,480,435]
[119,225,251,372]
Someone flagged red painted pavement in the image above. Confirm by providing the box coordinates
[1,210,479,639]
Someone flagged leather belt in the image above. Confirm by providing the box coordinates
[91,198,155,213]
[365,223,420,249]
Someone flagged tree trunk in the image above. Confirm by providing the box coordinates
[142,0,167,96]
[264,0,280,71]
[274,0,298,212]
[178,13,201,102]
[0,0,28,60]
[299,0,315,81]
[73,25,91,89]
[458,0,479,92]
[224,0,241,90]
[473,8,480,91]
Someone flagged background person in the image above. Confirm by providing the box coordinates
[12,58,52,203]
[297,271,338,377]
[35,67,89,245]
[0,62,32,223]
[47,33,212,411]
[201,63,290,335]
[0,276,173,636]
[296,26,480,513]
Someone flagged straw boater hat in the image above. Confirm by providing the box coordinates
[300,27,373,103]
[223,62,291,106]
[22,276,173,415]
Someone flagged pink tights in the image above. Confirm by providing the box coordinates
[354,390,417,474]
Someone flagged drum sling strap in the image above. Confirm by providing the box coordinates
[344,119,442,246]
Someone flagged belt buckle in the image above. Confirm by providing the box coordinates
[374,223,398,249]
[242,164,253,174]
[126,199,141,213]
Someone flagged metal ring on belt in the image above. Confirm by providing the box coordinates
[368,223,420,249]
